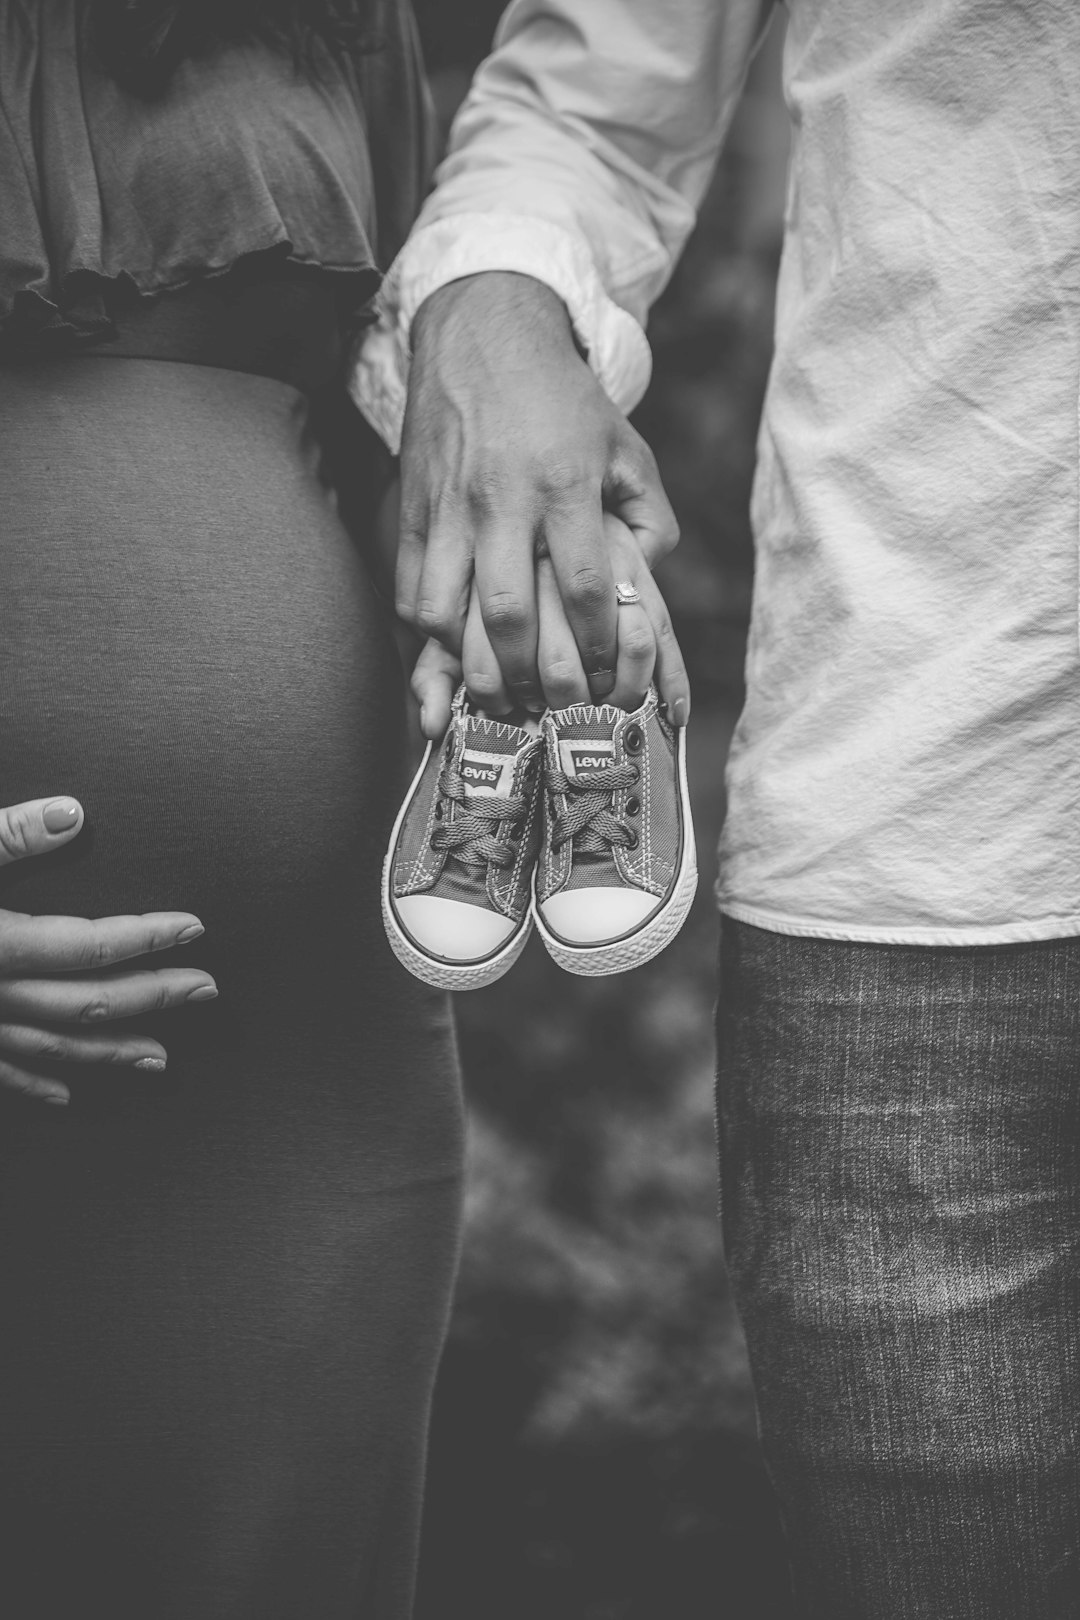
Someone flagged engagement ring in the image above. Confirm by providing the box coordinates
[615,580,641,606]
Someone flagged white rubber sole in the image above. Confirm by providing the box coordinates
[382,739,533,991]
[533,725,698,977]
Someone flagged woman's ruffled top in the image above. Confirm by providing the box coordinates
[0,0,434,347]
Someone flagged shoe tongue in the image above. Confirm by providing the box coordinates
[549,704,625,885]
[552,703,621,782]
[458,715,531,798]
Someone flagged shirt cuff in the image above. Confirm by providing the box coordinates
[348,213,653,455]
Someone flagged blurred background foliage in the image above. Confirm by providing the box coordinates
[408,6,794,1616]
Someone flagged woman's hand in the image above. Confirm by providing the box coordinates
[0,796,217,1106]
[411,515,690,739]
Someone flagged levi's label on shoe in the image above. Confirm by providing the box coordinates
[459,749,517,796]
[558,738,615,779]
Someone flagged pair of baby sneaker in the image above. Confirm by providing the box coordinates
[382,685,696,989]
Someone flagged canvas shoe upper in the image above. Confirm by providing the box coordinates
[383,686,543,989]
[534,687,697,975]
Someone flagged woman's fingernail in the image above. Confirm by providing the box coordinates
[671,697,689,728]
[588,670,616,699]
[43,1091,70,1106]
[43,799,81,834]
[419,704,428,733]
[134,1056,167,1072]
[186,984,218,1002]
[176,923,205,945]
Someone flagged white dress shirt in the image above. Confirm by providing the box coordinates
[352,0,1080,946]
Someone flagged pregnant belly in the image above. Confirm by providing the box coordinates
[0,356,405,1004]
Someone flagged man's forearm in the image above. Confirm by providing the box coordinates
[350,0,774,452]
[354,0,771,719]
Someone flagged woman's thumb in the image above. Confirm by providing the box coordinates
[0,798,84,867]
[410,639,460,741]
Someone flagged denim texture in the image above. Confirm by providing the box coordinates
[716,918,1080,1619]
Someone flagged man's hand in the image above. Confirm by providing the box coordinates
[0,796,217,1105]
[397,271,679,712]
[412,514,691,741]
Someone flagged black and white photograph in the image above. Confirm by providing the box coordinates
[0,1,1077,1616]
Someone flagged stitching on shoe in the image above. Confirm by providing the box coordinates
[489,741,542,915]
[401,742,447,892]
[509,749,542,895]
[548,701,622,726]
[642,714,653,884]
[469,714,533,742]
[539,726,568,899]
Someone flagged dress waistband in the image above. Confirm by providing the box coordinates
[1,262,374,396]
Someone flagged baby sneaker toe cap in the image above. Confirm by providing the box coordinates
[538,888,659,945]
[394,895,518,962]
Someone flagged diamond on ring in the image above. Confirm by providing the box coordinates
[615,580,641,606]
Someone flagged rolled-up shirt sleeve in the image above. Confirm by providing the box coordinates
[350,0,773,451]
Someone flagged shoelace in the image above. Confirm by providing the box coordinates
[431,764,528,871]
[547,762,639,855]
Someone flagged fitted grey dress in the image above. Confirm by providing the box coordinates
[0,7,463,1617]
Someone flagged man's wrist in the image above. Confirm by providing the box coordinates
[412,271,578,356]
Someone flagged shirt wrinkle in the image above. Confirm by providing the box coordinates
[353,0,1080,945]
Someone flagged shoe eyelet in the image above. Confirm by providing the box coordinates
[509,821,523,840]
[624,725,644,755]
[625,828,639,851]
[625,796,640,818]
[434,802,444,820]
[629,764,640,784]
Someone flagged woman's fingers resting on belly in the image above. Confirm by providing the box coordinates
[0,1026,170,1097]
[0,967,218,1024]
[0,909,210,976]
[0,796,216,1104]
[0,1023,173,1069]
[0,962,217,1106]
[0,795,85,866]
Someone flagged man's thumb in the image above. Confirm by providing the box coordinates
[0,798,84,867]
